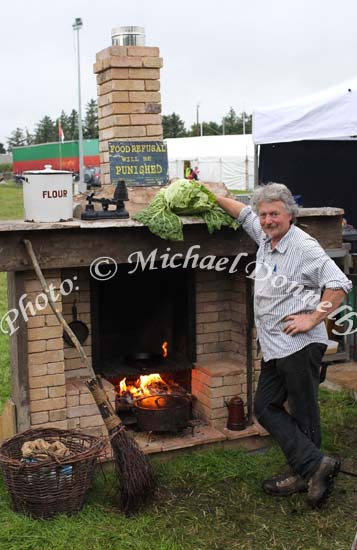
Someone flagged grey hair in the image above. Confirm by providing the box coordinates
[251,182,299,223]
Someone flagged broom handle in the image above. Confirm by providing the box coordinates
[22,238,96,380]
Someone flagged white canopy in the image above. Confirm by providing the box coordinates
[165,134,254,190]
[253,79,357,144]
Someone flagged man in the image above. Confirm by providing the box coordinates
[214,182,352,508]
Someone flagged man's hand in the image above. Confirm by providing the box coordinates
[283,313,318,336]
[283,289,347,336]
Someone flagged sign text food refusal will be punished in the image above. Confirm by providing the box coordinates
[109,141,168,186]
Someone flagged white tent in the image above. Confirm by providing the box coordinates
[165,134,255,190]
[253,79,357,144]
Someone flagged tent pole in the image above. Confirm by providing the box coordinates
[254,145,259,188]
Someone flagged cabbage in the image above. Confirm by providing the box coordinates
[133,180,239,241]
[164,179,216,214]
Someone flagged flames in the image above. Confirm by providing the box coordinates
[119,373,167,399]
[162,341,168,358]
[117,341,179,404]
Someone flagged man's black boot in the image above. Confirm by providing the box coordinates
[306,456,341,508]
[263,470,308,497]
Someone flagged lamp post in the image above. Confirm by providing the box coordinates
[72,17,85,193]
[196,102,201,137]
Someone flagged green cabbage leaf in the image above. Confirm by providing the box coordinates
[133,179,239,241]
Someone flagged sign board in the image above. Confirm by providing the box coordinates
[108,141,168,186]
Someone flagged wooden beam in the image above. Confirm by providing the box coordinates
[7,272,30,431]
[0,225,256,272]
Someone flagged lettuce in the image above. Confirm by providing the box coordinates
[133,180,239,241]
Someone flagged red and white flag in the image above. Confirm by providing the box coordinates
[58,121,65,143]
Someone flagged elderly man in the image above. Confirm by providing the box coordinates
[214,182,351,508]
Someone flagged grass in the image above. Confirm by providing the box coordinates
[0,181,356,548]
[0,273,10,411]
[0,180,24,220]
[0,405,355,550]
[0,181,22,410]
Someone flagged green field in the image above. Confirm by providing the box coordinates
[0,181,24,220]
[0,182,356,549]
[0,182,23,411]
[0,391,355,550]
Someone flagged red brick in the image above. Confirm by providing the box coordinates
[39,421,68,429]
[145,80,160,91]
[49,386,66,398]
[30,388,48,400]
[31,411,49,425]
[28,350,64,366]
[96,46,128,61]
[146,125,163,137]
[142,57,163,68]
[109,56,142,68]
[99,126,146,140]
[127,46,159,57]
[49,409,67,422]
[28,326,63,341]
[29,364,47,378]
[46,338,63,351]
[80,415,103,428]
[67,404,98,418]
[30,397,66,413]
[98,115,131,130]
[129,114,162,125]
[129,91,160,103]
[47,362,65,375]
[128,68,160,80]
[28,340,46,353]
[27,315,45,328]
[67,394,79,407]
[192,369,223,388]
[29,374,65,389]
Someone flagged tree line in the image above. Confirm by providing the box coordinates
[5,99,98,151]
[162,108,252,138]
[2,105,251,153]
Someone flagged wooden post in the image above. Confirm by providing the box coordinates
[7,271,30,431]
[254,144,259,188]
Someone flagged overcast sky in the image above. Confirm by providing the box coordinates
[1,0,357,146]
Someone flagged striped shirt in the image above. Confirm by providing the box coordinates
[238,206,352,361]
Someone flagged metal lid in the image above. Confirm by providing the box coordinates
[24,164,72,175]
[111,26,145,46]
[135,395,187,410]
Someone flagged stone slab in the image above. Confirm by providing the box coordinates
[195,360,246,377]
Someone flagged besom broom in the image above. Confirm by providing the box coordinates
[23,238,156,513]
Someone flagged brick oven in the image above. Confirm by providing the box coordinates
[0,216,260,443]
[0,32,347,453]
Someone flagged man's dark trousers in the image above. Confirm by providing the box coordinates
[254,343,327,479]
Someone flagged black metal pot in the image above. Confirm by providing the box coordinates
[63,301,89,347]
[134,395,191,432]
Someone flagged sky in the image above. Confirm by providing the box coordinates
[1,0,357,147]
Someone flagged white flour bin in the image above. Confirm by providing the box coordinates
[23,165,73,222]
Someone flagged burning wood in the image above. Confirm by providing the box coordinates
[117,373,187,406]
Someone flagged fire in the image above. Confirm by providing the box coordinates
[118,373,168,401]
[162,341,168,357]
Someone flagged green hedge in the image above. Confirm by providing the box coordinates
[0,163,13,172]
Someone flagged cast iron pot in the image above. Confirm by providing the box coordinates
[63,302,89,347]
[134,395,191,432]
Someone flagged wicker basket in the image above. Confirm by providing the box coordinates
[0,428,105,519]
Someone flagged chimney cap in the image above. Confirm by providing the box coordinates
[111,26,146,46]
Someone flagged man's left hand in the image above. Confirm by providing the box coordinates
[283,313,318,336]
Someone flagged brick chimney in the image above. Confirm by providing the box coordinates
[94,44,164,185]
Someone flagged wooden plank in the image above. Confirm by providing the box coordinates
[7,272,30,432]
[0,399,16,442]
[0,225,256,272]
